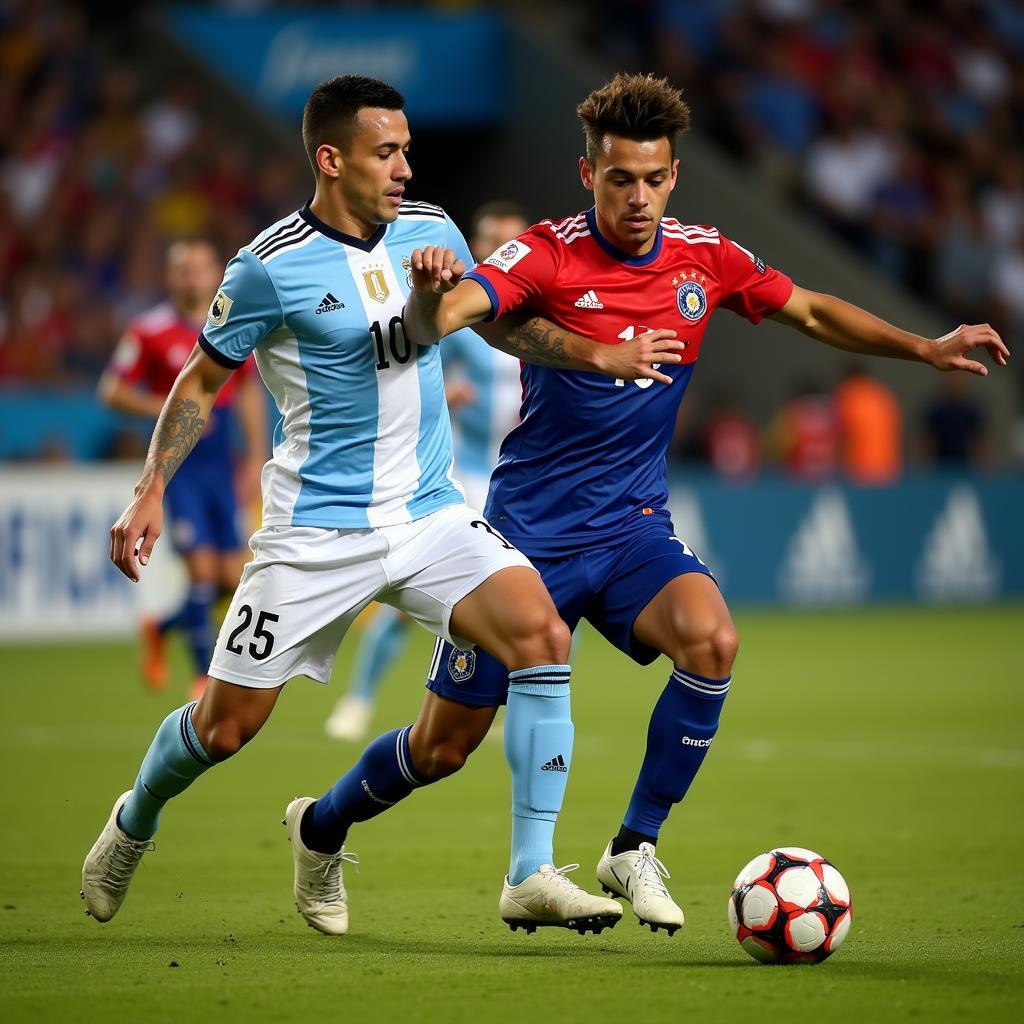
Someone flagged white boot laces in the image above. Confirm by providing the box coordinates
[636,847,671,899]
[315,850,359,904]
[103,835,155,891]
[547,863,584,893]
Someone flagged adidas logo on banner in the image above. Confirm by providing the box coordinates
[541,754,568,772]
[777,488,870,604]
[916,484,1001,601]
[315,292,345,314]
[574,290,604,309]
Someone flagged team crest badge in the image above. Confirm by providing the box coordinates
[673,270,707,322]
[401,255,413,287]
[448,647,477,683]
[362,267,390,303]
[208,289,233,326]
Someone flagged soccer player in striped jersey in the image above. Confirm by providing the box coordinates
[382,72,1007,935]
[81,75,678,936]
[324,201,530,743]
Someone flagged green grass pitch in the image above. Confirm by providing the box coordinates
[2,606,1022,1023]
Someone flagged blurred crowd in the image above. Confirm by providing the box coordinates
[0,2,303,387]
[673,363,988,482]
[0,1,1004,478]
[590,0,1024,354]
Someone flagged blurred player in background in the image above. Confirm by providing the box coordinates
[98,238,267,699]
[393,72,1009,936]
[324,201,530,742]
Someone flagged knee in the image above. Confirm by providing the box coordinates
[672,619,739,679]
[415,738,473,782]
[194,715,259,763]
[506,612,572,669]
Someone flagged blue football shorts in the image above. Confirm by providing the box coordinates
[426,519,715,707]
[164,461,242,555]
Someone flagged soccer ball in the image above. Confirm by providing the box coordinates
[727,847,852,964]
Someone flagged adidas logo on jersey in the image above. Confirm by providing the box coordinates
[574,290,604,309]
[541,754,568,772]
[315,292,345,314]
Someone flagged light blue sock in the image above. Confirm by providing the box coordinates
[351,607,410,701]
[504,664,573,885]
[117,702,214,840]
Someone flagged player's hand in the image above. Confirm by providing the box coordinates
[410,246,466,295]
[594,328,686,385]
[110,485,164,583]
[929,324,1009,377]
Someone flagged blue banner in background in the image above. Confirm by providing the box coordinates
[667,473,1023,604]
[165,7,504,127]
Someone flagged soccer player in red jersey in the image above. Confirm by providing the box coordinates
[306,73,1008,936]
[99,239,267,697]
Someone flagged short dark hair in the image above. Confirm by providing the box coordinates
[302,75,405,172]
[470,200,529,237]
[577,73,691,163]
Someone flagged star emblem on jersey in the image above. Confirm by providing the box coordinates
[362,267,390,304]
[574,290,604,309]
[448,647,476,682]
[672,269,708,322]
[315,292,345,315]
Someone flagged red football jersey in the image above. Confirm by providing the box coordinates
[107,301,253,407]
[466,210,793,361]
[462,209,794,554]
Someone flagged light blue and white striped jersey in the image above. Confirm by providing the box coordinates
[441,333,522,477]
[199,200,475,529]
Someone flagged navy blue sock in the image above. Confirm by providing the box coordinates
[623,668,730,839]
[181,582,216,676]
[302,726,424,854]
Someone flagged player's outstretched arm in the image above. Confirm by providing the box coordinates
[405,245,684,380]
[772,286,1010,375]
[110,347,233,582]
[478,314,684,384]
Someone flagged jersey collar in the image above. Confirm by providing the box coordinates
[299,200,387,252]
[585,207,663,266]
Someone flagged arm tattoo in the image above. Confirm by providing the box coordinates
[146,398,205,485]
[497,317,572,367]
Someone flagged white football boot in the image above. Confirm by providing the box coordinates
[500,863,623,934]
[81,791,155,922]
[597,841,685,935]
[324,695,373,742]
[284,797,359,935]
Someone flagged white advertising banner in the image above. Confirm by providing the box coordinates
[0,465,186,641]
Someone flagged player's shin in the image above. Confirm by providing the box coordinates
[301,725,424,854]
[118,701,215,840]
[504,665,573,885]
[617,668,730,848]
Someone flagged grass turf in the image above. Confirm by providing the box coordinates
[1,606,1022,1023]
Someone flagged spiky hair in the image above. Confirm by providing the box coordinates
[577,73,691,162]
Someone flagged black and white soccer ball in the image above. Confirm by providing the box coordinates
[728,847,852,964]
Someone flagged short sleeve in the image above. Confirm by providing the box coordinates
[106,325,147,383]
[717,235,793,324]
[463,224,560,321]
[199,249,283,369]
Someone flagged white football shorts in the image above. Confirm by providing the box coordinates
[208,503,534,688]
